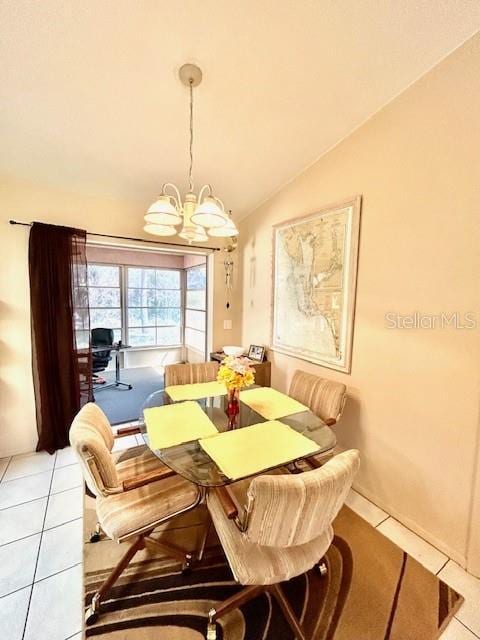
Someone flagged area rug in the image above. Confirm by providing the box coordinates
[94,366,164,425]
[83,493,462,639]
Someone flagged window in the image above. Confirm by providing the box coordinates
[87,264,122,342]
[85,259,206,351]
[185,264,207,353]
[127,267,182,347]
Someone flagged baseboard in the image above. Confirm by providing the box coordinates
[353,482,467,568]
[1,444,37,458]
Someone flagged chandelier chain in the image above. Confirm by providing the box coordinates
[188,79,194,193]
[144,63,239,241]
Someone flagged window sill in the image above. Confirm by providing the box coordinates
[127,344,184,352]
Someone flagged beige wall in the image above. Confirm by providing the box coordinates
[211,249,242,353]
[86,245,185,268]
[0,177,238,457]
[239,35,480,569]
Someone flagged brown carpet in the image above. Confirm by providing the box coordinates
[83,494,462,639]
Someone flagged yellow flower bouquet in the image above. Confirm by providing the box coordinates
[217,355,255,390]
[218,356,255,428]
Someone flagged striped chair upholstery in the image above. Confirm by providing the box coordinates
[70,403,120,496]
[207,450,359,585]
[69,402,162,497]
[71,406,205,627]
[96,474,199,541]
[289,370,347,424]
[69,403,201,542]
[114,445,166,482]
[165,362,219,387]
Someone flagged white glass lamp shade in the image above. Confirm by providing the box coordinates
[179,224,208,243]
[144,196,182,225]
[143,223,177,236]
[191,196,228,228]
[207,217,239,237]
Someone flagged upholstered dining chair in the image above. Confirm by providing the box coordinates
[289,369,347,426]
[70,403,204,626]
[165,361,219,387]
[80,403,168,542]
[205,449,360,640]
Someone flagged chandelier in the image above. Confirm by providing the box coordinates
[144,63,239,243]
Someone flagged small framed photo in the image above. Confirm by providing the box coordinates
[248,344,266,362]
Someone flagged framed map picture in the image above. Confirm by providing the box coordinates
[271,196,361,373]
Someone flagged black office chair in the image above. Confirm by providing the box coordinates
[91,328,114,384]
[91,328,132,391]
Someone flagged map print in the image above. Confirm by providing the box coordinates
[272,202,359,372]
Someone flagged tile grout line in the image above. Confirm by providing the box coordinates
[55,458,80,470]
[0,482,82,513]
[0,466,56,487]
[34,561,82,587]
[49,484,83,498]
[0,514,84,550]
[0,561,82,602]
[43,515,84,534]
[375,515,390,528]
[0,529,45,550]
[0,457,13,483]
[436,558,450,575]
[454,617,480,639]
[5,452,476,639]
[0,466,54,487]
[0,475,55,512]
[351,499,480,638]
[21,451,57,640]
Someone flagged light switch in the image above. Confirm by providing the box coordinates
[224,319,232,330]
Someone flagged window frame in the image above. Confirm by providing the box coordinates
[125,265,183,349]
[86,263,123,344]
[184,263,207,357]
[87,262,185,350]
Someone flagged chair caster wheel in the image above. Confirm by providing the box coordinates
[318,562,328,577]
[85,606,99,626]
[182,553,193,575]
[206,622,217,640]
[89,532,101,543]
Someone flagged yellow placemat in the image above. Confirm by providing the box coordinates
[199,421,318,480]
[239,387,309,420]
[166,381,227,402]
[144,401,218,449]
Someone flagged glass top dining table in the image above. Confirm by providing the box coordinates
[139,388,337,487]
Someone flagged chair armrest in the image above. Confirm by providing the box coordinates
[304,455,323,469]
[324,418,336,426]
[214,486,238,520]
[115,425,141,438]
[304,451,334,470]
[122,467,176,491]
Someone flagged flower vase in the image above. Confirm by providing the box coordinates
[226,387,240,429]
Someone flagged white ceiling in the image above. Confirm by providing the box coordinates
[1,1,480,220]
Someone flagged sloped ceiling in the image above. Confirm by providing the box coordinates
[1,1,480,220]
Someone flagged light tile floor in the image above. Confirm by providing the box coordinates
[0,432,479,640]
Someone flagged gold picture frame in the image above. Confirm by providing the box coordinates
[270,196,361,373]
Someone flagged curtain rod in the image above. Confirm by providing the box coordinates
[8,219,221,252]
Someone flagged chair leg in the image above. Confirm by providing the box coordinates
[85,534,146,625]
[207,585,265,639]
[269,584,307,640]
[89,521,102,543]
[145,536,194,573]
[196,513,212,563]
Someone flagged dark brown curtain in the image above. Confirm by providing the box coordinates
[29,222,93,453]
